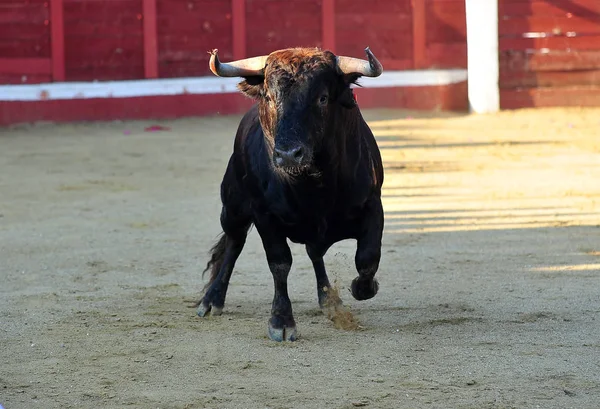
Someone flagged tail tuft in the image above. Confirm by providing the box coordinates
[195,233,227,306]
[203,233,227,282]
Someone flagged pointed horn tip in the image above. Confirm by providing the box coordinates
[365,47,383,76]
[208,49,219,76]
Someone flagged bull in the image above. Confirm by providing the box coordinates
[195,47,384,341]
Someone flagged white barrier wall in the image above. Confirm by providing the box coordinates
[465,0,500,113]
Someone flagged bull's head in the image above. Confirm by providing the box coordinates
[208,47,382,175]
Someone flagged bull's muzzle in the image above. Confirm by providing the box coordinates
[273,145,306,168]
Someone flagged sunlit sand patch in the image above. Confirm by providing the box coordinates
[531,264,600,272]
[385,207,591,219]
[386,221,600,234]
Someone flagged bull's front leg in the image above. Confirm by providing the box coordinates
[306,244,336,309]
[351,196,384,300]
[255,220,297,342]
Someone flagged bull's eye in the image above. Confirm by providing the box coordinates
[318,94,329,106]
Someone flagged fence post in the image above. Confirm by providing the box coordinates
[322,0,335,52]
[232,0,246,59]
[411,0,426,69]
[50,0,65,82]
[143,0,158,79]
[465,0,500,113]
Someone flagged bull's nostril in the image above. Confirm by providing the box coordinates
[291,147,304,162]
[273,148,285,166]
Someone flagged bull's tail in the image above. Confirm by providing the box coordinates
[201,233,227,292]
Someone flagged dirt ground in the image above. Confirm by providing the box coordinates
[1,107,599,409]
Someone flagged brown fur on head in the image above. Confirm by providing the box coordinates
[237,48,359,175]
[237,48,358,108]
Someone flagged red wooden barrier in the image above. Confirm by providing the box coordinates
[156,0,233,78]
[5,0,600,115]
[425,0,467,68]
[0,0,52,84]
[66,0,144,81]
[499,0,600,109]
[0,0,470,125]
[0,0,468,84]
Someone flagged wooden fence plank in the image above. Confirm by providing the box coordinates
[378,58,413,70]
[157,0,232,78]
[500,35,600,51]
[336,13,411,29]
[246,0,321,57]
[427,42,467,68]
[63,0,144,81]
[0,58,52,75]
[0,2,48,24]
[426,0,467,44]
[335,12,412,61]
[0,74,52,85]
[501,86,600,109]
[500,50,600,71]
[499,0,600,17]
[335,0,411,14]
[500,69,600,88]
[500,16,600,35]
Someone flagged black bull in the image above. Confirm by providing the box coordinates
[195,47,384,341]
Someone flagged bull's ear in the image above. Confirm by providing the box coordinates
[342,73,361,86]
[237,76,264,99]
[337,74,360,108]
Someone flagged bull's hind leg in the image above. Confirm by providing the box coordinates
[256,221,296,342]
[351,197,384,301]
[196,206,251,317]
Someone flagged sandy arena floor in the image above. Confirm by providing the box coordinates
[1,107,599,408]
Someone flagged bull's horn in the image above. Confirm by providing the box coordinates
[336,47,383,77]
[208,49,268,77]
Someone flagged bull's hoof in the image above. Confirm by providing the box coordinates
[196,298,223,317]
[268,317,297,342]
[351,277,379,301]
[268,324,297,342]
